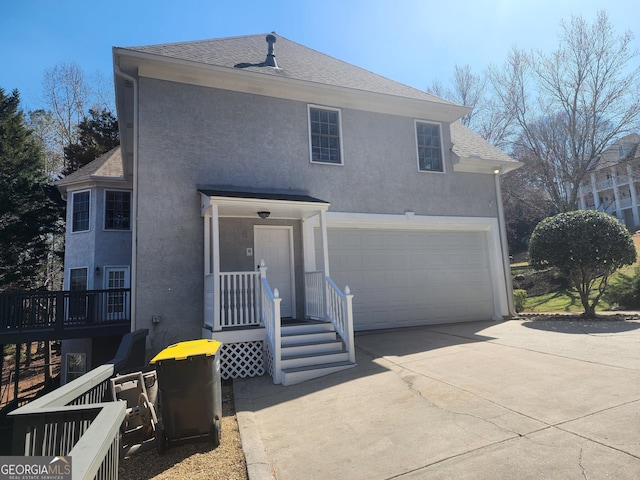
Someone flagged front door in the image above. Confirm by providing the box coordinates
[104,266,130,320]
[254,226,295,318]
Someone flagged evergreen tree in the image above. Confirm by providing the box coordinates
[0,88,62,291]
[63,108,119,175]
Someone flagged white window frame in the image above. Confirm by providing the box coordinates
[104,189,132,231]
[71,189,91,232]
[68,267,88,291]
[308,104,344,166]
[414,120,445,174]
[66,353,87,381]
[104,266,131,319]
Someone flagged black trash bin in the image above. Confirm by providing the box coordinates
[150,339,222,453]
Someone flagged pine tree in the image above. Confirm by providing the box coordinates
[0,89,62,291]
[63,108,119,175]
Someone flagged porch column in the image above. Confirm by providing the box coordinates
[627,164,640,226]
[302,216,317,272]
[611,168,622,219]
[211,205,221,331]
[578,185,587,210]
[590,173,600,210]
[319,210,330,276]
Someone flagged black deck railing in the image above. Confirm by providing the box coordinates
[0,289,131,344]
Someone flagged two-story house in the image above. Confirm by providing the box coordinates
[577,134,640,228]
[59,33,520,385]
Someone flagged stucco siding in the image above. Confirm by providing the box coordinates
[133,77,501,350]
[138,77,498,216]
[63,186,132,290]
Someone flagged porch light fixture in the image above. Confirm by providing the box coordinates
[257,211,271,219]
[95,267,100,275]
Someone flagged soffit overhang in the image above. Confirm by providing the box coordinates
[199,188,330,220]
[452,156,523,175]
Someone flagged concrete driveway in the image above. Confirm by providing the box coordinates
[234,319,640,479]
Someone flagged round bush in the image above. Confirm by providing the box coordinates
[529,210,636,315]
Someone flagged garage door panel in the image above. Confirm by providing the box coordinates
[326,228,495,330]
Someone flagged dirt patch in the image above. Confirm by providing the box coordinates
[118,379,248,480]
[512,268,570,296]
[1,342,61,409]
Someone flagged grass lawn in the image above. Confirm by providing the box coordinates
[524,289,613,313]
[517,233,640,313]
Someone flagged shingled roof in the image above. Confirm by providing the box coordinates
[588,133,640,171]
[119,33,454,105]
[55,147,124,191]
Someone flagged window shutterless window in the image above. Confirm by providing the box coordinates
[309,106,343,165]
[72,191,90,232]
[105,191,131,230]
[67,353,86,381]
[416,122,444,172]
[69,267,88,319]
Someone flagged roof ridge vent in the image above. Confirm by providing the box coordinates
[265,34,278,68]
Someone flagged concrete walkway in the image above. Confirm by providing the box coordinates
[234,319,640,479]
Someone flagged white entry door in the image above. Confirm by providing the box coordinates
[254,226,295,318]
[104,266,130,320]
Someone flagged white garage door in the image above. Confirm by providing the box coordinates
[325,229,495,330]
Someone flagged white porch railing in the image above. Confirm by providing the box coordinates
[219,271,261,328]
[305,272,355,363]
[619,197,632,208]
[596,178,613,190]
[206,265,355,384]
[304,271,325,319]
[260,273,282,384]
[325,277,355,363]
[616,174,630,185]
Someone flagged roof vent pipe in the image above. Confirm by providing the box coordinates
[265,34,278,68]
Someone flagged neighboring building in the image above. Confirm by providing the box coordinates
[578,134,640,228]
[59,33,520,385]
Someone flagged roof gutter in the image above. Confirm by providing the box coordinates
[494,167,516,317]
[114,63,139,333]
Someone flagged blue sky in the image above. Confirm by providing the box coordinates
[1,0,638,111]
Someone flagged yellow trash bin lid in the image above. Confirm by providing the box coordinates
[150,339,222,364]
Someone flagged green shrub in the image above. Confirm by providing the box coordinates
[529,210,636,316]
[603,267,640,309]
[513,289,527,312]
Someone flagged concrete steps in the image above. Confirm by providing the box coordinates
[279,322,356,386]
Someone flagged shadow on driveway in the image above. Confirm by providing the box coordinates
[522,318,640,334]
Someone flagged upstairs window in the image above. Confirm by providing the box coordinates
[105,191,131,230]
[416,121,444,172]
[72,191,90,232]
[309,106,342,165]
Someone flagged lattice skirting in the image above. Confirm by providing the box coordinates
[220,341,265,379]
[263,342,274,377]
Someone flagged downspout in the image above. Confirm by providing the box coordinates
[114,63,139,331]
[494,167,516,317]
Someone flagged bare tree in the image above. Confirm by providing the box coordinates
[489,11,640,212]
[41,62,115,172]
[27,109,64,181]
[427,64,514,150]
[42,62,90,149]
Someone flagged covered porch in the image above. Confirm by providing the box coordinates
[198,188,356,385]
